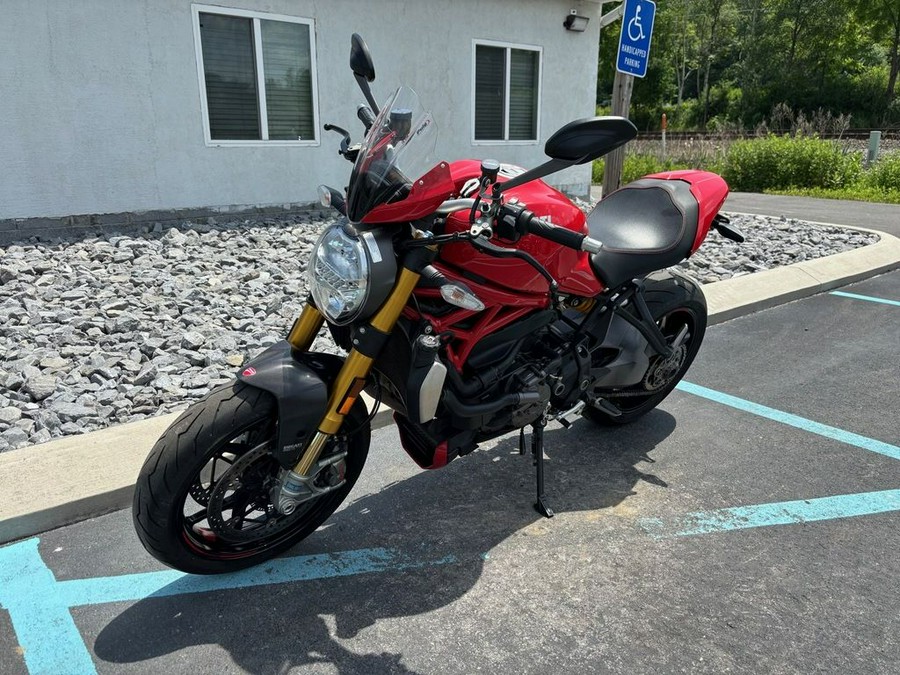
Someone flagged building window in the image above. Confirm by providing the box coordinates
[473,41,541,143]
[192,5,319,145]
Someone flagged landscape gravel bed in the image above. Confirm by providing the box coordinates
[0,211,879,451]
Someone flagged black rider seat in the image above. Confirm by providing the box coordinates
[588,178,699,289]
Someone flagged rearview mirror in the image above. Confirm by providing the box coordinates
[350,34,376,82]
[544,117,637,164]
[497,117,638,193]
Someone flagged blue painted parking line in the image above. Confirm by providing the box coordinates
[676,381,900,461]
[641,489,900,538]
[2,382,897,674]
[661,382,900,536]
[0,538,456,675]
[829,291,900,307]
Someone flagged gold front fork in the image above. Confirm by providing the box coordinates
[287,303,325,352]
[291,266,423,476]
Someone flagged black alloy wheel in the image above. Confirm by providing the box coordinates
[133,382,370,574]
[583,271,707,426]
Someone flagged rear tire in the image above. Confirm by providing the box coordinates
[583,271,707,426]
[132,381,370,574]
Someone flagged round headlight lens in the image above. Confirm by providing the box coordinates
[308,223,371,325]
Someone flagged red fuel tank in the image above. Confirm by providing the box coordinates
[437,160,603,297]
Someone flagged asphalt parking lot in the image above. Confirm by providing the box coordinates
[1,271,899,675]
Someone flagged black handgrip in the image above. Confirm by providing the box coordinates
[497,202,586,250]
[526,216,586,251]
[357,105,376,131]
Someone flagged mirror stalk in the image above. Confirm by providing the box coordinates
[495,159,574,194]
[355,75,380,116]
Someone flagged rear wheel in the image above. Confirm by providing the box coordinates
[583,271,707,426]
[132,381,370,574]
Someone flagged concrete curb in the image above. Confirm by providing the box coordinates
[705,219,900,324]
[0,394,391,545]
[1,226,898,544]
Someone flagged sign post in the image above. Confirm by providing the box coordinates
[602,70,634,198]
[662,112,667,158]
[603,0,656,197]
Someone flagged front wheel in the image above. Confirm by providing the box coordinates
[132,381,370,574]
[583,271,707,426]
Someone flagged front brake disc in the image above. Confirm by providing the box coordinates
[205,443,298,543]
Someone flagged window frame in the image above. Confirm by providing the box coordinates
[471,39,542,146]
[191,4,320,147]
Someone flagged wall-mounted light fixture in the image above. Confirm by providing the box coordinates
[564,9,590,32]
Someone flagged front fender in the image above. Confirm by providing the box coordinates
[236,341,349,469]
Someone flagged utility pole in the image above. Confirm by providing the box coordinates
[602,68,634,197]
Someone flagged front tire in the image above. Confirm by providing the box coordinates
[132,381,370,574]
[583,271,707,426]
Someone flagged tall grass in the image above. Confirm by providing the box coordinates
[592,136,900,204]
[722,136,861,192]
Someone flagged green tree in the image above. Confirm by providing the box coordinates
[596,0,893,130]
[850,0,900,111]
[694,0,731,126]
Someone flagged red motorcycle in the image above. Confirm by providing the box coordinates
[133,34,741,574]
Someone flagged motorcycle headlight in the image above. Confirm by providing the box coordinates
[308,222,396,325]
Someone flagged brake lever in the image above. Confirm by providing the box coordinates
[323,123,358,161]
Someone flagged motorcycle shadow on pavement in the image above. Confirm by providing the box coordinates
[94,411,676,674]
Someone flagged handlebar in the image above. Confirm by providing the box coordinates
[499,202,603,254]
[525,216,588,251]
[430,199,603,253]
[434,198,476,216]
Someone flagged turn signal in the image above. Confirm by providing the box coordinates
[440,284,485,311]
[317,185,332,208]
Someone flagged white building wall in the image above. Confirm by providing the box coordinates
[1,0,602,220]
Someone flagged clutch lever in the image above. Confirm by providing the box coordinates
[323,124,360,162]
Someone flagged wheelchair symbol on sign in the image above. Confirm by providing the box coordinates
[628,5,646,41]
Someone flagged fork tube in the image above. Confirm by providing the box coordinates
[292,265,424,476]
[287,303,324,352]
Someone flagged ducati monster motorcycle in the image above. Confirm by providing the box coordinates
[133,35,743,574]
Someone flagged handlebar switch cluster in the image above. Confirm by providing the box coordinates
[496,202,534,242]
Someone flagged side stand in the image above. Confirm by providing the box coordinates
[531,417,554,518]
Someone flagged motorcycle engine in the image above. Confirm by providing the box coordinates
[474,315,591,433]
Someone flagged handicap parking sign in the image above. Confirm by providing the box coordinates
[616,0,656,78]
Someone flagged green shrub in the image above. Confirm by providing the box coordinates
[622,155,693,183]
[723,135,862,192]
[592,155,697,187]
[592,159,605,184]
[862,151,900,191]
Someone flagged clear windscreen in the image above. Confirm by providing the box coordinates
[345,86,438,222]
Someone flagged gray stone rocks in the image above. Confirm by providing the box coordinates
[23,376,58,401]
[676,213,878,283]
[0,210,879,452]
